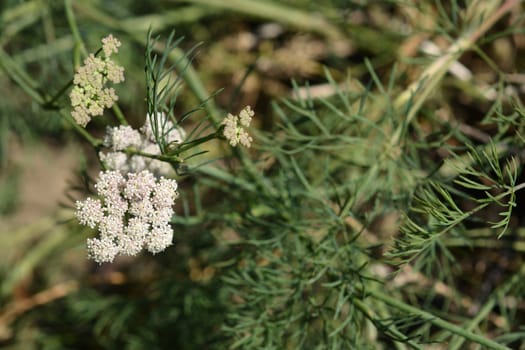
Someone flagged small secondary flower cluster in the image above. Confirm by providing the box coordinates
[100,113,185,176]
[76,170,178,263]
[70,35,125,127]
[222,106,254,147]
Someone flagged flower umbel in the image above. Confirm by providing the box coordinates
[222,106,254,147]
[99,113,185,176]
[101,34,121,57]
[70,35,125,127]
[76,170,178,263]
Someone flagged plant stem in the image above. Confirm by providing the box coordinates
[173,130,222,154]
[391,0,518,147]
[0,47,44,104]
[111,103,128,126]
[64,0,87,58]
[196,165,257,193]
[59,110,102,147]
[123,148,183,163]
[368,289,511,350]
[44,78,74,109]
[448,264,525,349]
[177,0,342,40]
[0,42,102,148]
[352,297,422,350]
[444,237,525,252]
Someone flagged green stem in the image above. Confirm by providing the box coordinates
[123,148,183,163]
[196,165,257,193]
[0,40,102,147]
[111,102,128,126]
[352,297,421,350]
[368,290,511,350]
[390,0,517,148]
[0,221,69,298]
[448,264,525,349]
[59,110,102,147]
[44,78,74,109]
[236,145,275,197]
[444,237,525,252]
[173,130,222,154]
[176,0,342,40]
[64,0,87,58]
[0,47,44,104]
[119,7,217,33]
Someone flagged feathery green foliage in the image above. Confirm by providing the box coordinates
[0,0,525,349]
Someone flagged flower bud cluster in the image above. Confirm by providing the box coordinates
[70,35,125,127]
[76,170,178,263]
[99,113,185,176]
[222,106,254,147]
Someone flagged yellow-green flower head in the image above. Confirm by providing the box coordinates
[70,35,125,127]
[101,34,121,57]
[222,106,254,147]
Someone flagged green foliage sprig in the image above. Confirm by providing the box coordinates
[0,0,524,349]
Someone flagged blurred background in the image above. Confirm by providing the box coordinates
[1,0,525,349]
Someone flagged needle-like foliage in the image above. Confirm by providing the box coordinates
[0,1,524,349]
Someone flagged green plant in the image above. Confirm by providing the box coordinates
[0,0,524,349]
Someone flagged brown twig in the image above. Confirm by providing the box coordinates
[0,280,78,340]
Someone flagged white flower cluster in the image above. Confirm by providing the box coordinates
[222,106,254,147]
[70,35,125,127]
[76,170,178,263]
[99,113,185,176]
